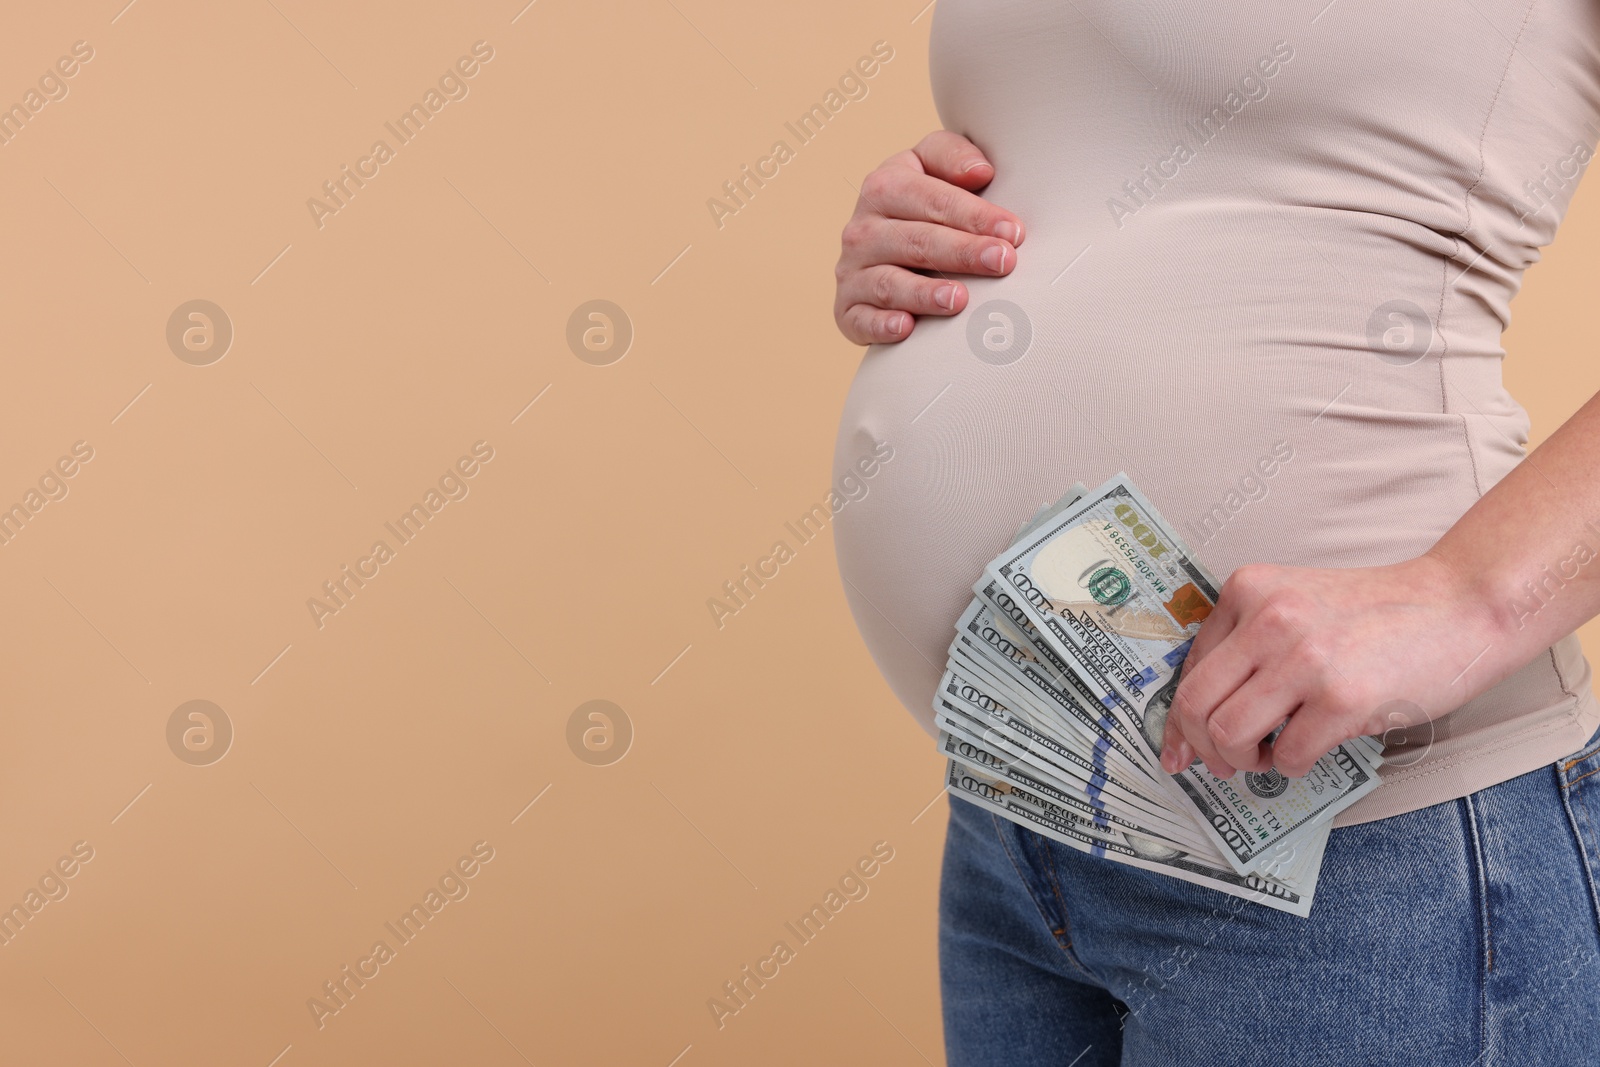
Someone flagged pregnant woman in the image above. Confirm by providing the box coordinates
[831,2,1600,1063]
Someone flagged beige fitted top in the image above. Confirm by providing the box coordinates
[832,0,1600,824]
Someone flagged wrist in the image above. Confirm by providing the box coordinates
[1416,545,1522,661]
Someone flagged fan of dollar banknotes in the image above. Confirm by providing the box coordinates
[938,474,1386,916]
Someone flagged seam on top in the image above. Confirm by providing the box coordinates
[1548,643,1578,702]
[1433,255,1487,497]
[1434,253,1451,416]
[1459,411,1485,497]
[1375,694,1585,786]
[1435,0,1538,501]
[1462,0,1539,241]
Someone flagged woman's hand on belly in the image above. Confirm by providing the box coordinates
[833,130,1024,345]
[1159,555,1501,780]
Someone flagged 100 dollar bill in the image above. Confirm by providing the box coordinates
[945,760,1320,917]
[984,473,1382,875]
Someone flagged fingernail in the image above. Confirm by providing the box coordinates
[934,284,956,309]
[1161,741,1186,773]
[980,245,1009,273]
[993,221,1022,245]
[888,313,908,336]
[962,158,991,174]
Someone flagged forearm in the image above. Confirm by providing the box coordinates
[1427,387,1600,686]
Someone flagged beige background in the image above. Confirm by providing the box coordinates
[0,3,1596,1065]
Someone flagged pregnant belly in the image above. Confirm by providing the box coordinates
[830,216,1526,732]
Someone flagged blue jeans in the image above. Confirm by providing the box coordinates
[940,732,1600,1065]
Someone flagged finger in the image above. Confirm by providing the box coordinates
[840,216,1016,279]
[836,265,969,321]
[860,164,1024,245]
[912,130,1001,192]
[1180,582,1241,674]
[1205,669,1300,772]
[1174,566,1297,714]
[1171,681,1237,779]
[1158,722,1195,774]
[1169,665,1241,779]
[836,304,915,346]
[1270,700,1354,779]
[1171,636,1256,754]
